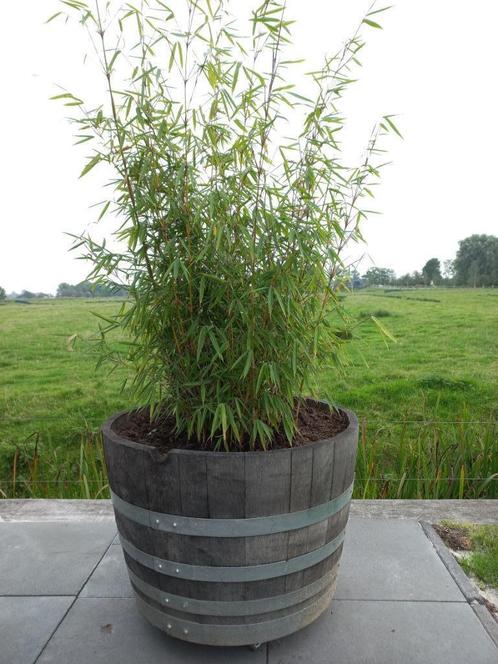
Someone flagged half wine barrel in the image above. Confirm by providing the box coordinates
[102,401,358,646]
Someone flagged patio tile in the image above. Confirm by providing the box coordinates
[36,598,266,663]
[268,599,498,664]
[0,522,116,595]
[0,596,72,664]
[80,544,133,598]
[336,518,465,601]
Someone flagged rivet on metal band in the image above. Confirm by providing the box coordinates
[111,482,353,538]
[128,566,338,616]
[119,529,345,582]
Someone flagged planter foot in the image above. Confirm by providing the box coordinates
[248,643,263,651]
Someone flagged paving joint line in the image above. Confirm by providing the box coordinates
[32,531,117,664]
[333,598,467,603]
[0,594,76,598]
[420,521,498,650]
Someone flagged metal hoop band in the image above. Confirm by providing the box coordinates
[111,482,353,538]
[134,586,334,646]
[120,529,345,582]
[128,566,338,616]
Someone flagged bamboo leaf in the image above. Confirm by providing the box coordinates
[362,18,383,29]
[46,11,63,23]
[371,316,396,342]
[79,154,101,178]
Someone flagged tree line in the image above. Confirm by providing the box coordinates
[0,281,127,301]
[2,234,497,300]
[56,281,128,298]
[357,234,498,288]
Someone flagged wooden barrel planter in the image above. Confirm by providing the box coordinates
[102,402,358,647]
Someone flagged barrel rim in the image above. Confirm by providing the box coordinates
[101,399,358,459]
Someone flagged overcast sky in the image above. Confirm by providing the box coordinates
[1,0,497,293]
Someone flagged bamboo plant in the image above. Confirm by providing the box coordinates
[51,0,398,450]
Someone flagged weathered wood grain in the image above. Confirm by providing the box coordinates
[145,448,182,514]
[104,435,147,508]
[206,454,245,518]
[178,453,209,517]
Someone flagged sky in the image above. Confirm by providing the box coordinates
[1,0,497,294]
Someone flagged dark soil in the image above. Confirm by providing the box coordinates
[483,598,498,620]
[117,400,349,453]
[433,524,472,551]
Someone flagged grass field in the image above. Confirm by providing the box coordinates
[0,288,497,499]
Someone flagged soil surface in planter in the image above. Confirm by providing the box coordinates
[118,400,349,453]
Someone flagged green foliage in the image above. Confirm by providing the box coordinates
[56,281,127,298]
[460,525,498,587]
[454,234,498,287]
[0,286,5,301]
[393,270,424,287]
[19,290,51,300]
[51,0,397,449]
[362,267,396,286]
[421,257,441,285]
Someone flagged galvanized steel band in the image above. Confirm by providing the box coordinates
[128,566,338,616]
[119,529,345,582]
[111,481,353,538]
[134,586,334,646]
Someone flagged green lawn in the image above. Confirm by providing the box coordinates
[0,289,497,498]
[332,288,498,421]
[437,521,498,590]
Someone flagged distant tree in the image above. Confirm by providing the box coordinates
[453,235,498,287]
[411,271,424,285]
[56,282,75,298]
[393,270,425,287]
[442,259,455,281]
[57,280,127,298]
[421,258,441,285]
[19,290,51,299]
[343,267,363,290]
[350,268,363,290]
[362,267,396,287]
[395,273,412,286]
[0,286,6,301]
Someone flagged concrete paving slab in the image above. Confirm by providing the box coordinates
[0,596,73,664]
[80,544,133,598]
[268,600,498,664]
[350,499,498,524]
[0,522,116,595]
[336,518,465,601]
[36,598,266,664]
[2,515,496,663]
